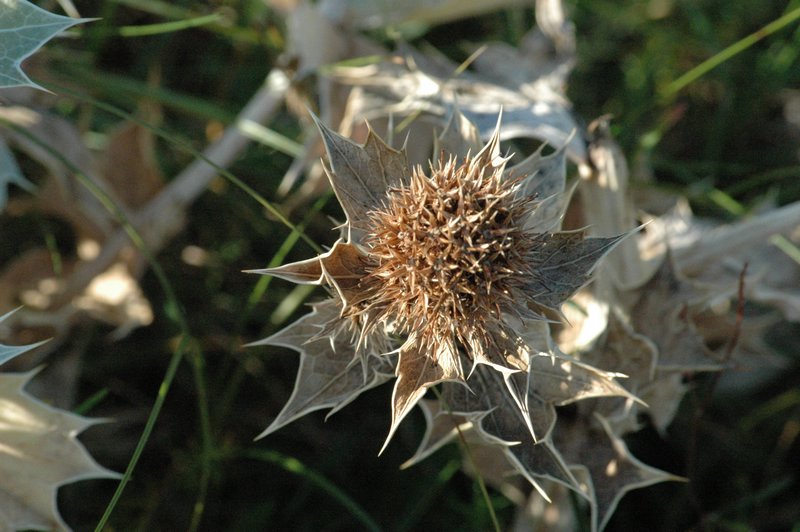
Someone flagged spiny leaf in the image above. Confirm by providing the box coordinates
[0,139,34,211]
[251,300,394,439]
[0,0,92,91]
[527,351,639,406]
[0,311,119,531]
[512,142,571,233]
[578,311,659,435]
[384,340,464,453]
[589,310,658,386]
[311,113,410,241]
[582,117,652,290]
[556,414,684,531]
[400,399,471,468]
[435,107,482,159]
[0,310,48,366]
[442,366,579,494]
[249,239,371,308]
[332,44,588,162]
[525,231,629,311]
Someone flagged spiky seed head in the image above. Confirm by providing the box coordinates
[357,152,536,364]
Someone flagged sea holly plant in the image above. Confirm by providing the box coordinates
[0,309,119,531]
[0,0,91,91]
[251,111,638,497]
[0,0,92,213]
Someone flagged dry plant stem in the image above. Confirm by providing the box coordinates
[674,201,800,276]
[54,69,290,306]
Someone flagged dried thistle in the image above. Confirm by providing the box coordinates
[251,111,633,454]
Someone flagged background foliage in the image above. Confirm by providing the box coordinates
[1,0,799,530]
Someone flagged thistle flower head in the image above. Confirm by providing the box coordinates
[356,152,536,369]
[255,111,626,446]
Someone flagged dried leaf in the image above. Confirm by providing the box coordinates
[384,340,464,452]
[0,311,119,531]
[582,118,655,290]
[637,373,687,435]
[311,113,410,241]
[0,310,48,366]
[513,143,572,233]
[578,312,659,435]
[525,231,628,312]
[400,399,471,468]
[556,415,684,531]
[251,239,371,307]
[99,122,164,209]
[435,108,483,160]
[528,351,637,406]
[675,201,800,278]
[251,300,394,439]
[645,199,800,322]
[443,366,579,494]
[591,311,658,385]
[631,258,720,372]
[459,436,529,506]
[332,48,588,162]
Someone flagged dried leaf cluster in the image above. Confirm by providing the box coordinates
[255,1,800,530]
[0,0,797,530]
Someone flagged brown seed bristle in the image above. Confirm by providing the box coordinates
[359,153,536,364]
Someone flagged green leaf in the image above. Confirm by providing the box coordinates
[0,308,47,366]
[0,139,34,211]
[0,0,92,91]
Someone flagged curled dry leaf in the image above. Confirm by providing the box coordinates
[332,47,587,164]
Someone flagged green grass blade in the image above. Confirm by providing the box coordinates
[96,340,190,531]
[238,449,383,532]
[0,116,212,531]
[117,13,222,37]
[73,388,110,416]
[661,6,800,101]
[236,118,304,158]
[770,234,800,265]
[212,191,331,427]
[57,64,235,122]
[109,0,262,44]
